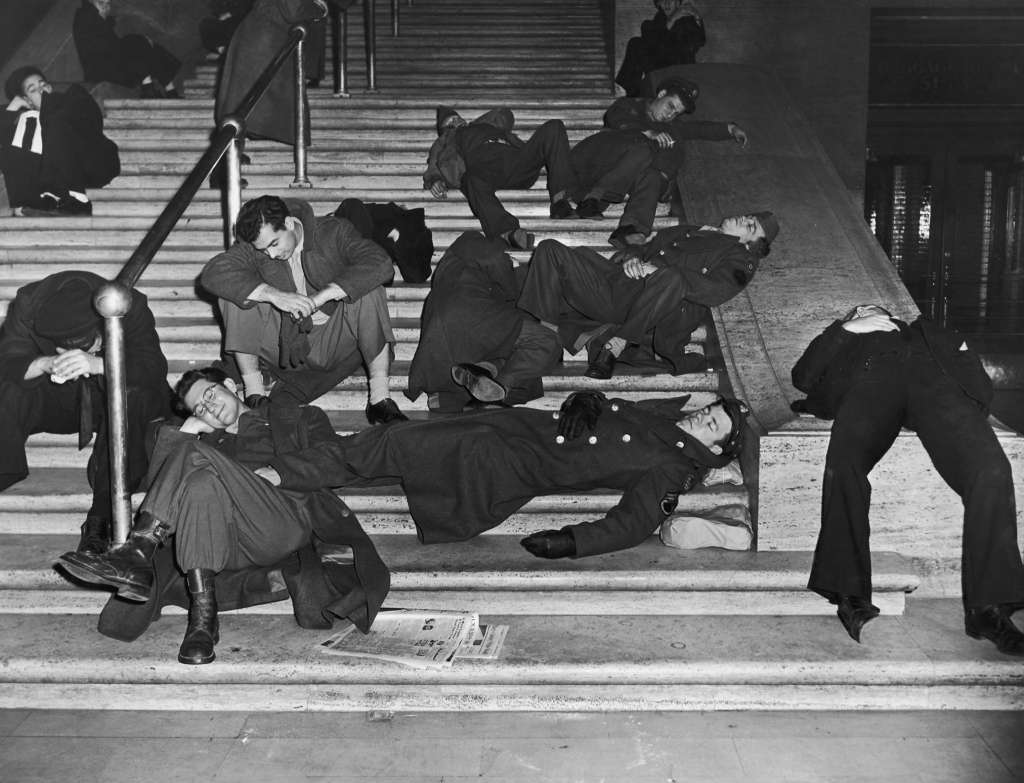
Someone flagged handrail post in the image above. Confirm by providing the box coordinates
[291,24,312,188]
[391,0,399,37]
[224,120,244,244]
[333,4,350,97]
[94,283,134,545]
[364,0,377,91]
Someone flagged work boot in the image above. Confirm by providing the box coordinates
[76,515,112,555]
[57,512,168,602]
[965,605,1024,656]
[178,568,219,665]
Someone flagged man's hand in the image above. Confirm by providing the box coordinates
[610,247,644,265]
[266,290,316,319]
[520,529,577,559]
[622,257,659,280]
[842,313,900,334]
[558,391,606,440]
[179,416,217,435]
[51,348,103,383]
[254,466,282,486]
[643,129,675,148]
[429,181,448,199]
[24,355,57,381]
[728,123,749,148]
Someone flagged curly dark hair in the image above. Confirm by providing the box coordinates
[5,65,44,102]
[234,195,291,244]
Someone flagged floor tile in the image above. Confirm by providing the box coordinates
[13,709,248,738]
[0,710,29,737]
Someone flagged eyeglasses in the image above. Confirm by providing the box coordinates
[192,385,219,417]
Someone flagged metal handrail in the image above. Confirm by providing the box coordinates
[98,22,312,543]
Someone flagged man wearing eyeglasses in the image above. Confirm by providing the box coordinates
[58,366,389,666]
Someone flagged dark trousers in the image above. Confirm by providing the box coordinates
[808,357,1024,609]
[113,34,180,87]
[141,441,312,573]
[571,131,664,234]
[518,239,689,349]
[0,376,170,521]
[461,120,574,238]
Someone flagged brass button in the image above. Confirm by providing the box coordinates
[588,435,598,445]
[622,434,631,443]
[556,435,565,444]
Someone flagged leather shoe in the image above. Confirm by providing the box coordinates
[503,228,535,250]
[836,594,880,643]
[965,605,1024,656]
[575,197,606,219]
[608,224,646,249]
[549,199,575,219]
[366,397,408,425]
[76,515,111,555]
[584,345,616,380]
[451,363,506,403]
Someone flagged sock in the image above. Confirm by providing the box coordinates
[142,76,153,85]
[605,336,627,357]
[67,191,89,203]
[367,346,390,404]
[241,371,265,398]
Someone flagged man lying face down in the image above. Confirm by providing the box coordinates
[255,389,749,559]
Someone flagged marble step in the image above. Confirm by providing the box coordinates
[1,537,916,616]
[0,599,1018,713]
[102,95,612,112]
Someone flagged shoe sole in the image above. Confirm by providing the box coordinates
[57,555,152,602]
[451,367,506,402]
[178,651,216,665]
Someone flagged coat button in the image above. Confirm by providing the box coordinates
[701,267,708,274]
[588,435,598,444]
[676,441,685,448]
[552,411,560,419]
[610,404,619,412]
[622,434,631,442]
[555,435,565,444]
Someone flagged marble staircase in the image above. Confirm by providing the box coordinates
[1,0,1022,712]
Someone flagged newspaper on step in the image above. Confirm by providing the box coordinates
[319,609,508,669]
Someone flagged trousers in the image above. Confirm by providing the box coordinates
[571,131,664,234]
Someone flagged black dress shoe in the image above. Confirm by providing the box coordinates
[608,224,646,249]
[502,228,535,250]
[575,197,606,219]
[76,515,111,555]
[836,594,880,643]
[450,363,507,403]
[965,605,1024,656]
[584,346,616,380]
[366,398,408,425]
[549,199,575,219]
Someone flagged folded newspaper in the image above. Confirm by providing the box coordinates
[319,609,508,669]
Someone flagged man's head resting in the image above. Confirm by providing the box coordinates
[719,212,780,259]
[843,303,893,322]
[5,65,48,105]
[435,105,466,135]
[176,366,248,430]
[678,397,749,467]
[235,195,302,261]
[34,276,103,351]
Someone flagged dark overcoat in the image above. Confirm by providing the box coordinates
[273,395,723,557]
[405,232,525,403]
[215,0,326,144]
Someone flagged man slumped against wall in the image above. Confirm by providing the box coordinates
[58,367,390,666]
[0,271,172,554]
[517,213,778,380]
[200,195,407,424]
[792,304,1024,656]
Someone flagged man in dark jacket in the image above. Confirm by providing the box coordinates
[73,0,181,98]
[0,271,172,554]
[58,366,390,665]
[406,232,561,411]
[792,304,1024,655]
[517,213,779,379]
[572,78,748,247]
[616,0,706,97]
[259,391,748,559]
[1,66,120,216]
[200,195,406,423]
[423,106,577,249]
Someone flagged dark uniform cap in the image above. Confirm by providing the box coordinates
[34,277,102,349]
[435,105,462,135]
[752,212,780,245]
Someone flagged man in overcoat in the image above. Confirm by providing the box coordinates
[262,391,749,559]
[0,271,172,554]
[200,195,406,423]
[423,106,576,249]
[792,304,1024,655]
[58,367,390,665]
[517,213,779,379]
[406,232,562,411]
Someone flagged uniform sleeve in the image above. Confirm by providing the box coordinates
[121,290,169,388]
[567,460,698,557]
[423,134,445,188]
[317,218,394,302]
[604,99,656,132]
[660,242,758,307]
[0,292,45,385]
[473,108,515,132]
[269,407,350,490]
[199,244,267,308]
[790,321,852,394]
